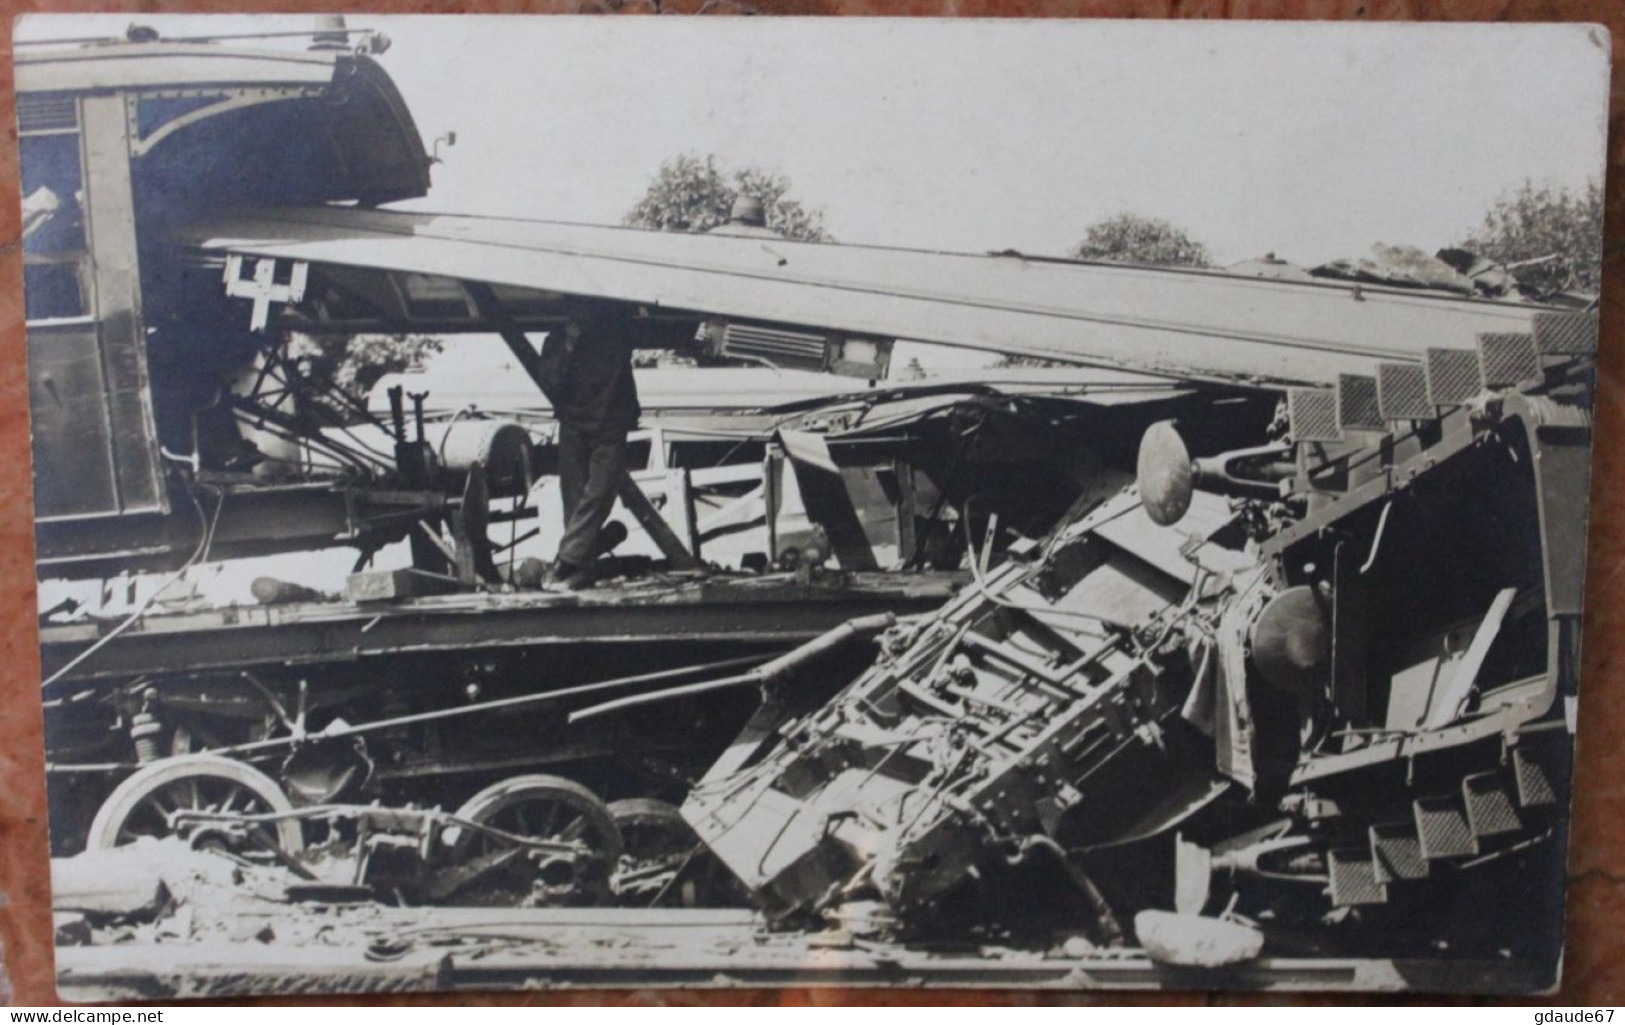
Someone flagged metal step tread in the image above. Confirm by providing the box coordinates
[1414,796,1477,860]
[1513,748,1558,809]
[1462,772,1522,839]
[1370,823,1429,883]
[1328,848,1388,906]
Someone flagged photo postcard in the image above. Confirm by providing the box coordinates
[13,13,1610,999]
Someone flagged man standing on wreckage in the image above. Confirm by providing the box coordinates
[537,302,642,590]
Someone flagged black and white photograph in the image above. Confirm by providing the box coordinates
[14,14,1611,999]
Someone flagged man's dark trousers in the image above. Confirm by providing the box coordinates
[557,423,628,572]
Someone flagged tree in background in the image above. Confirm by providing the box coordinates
[624,154,834,242]
[624,155,833,367]
[1456,180,1603,295]
[1070,213,1213,268]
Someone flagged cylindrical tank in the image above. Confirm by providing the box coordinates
[312,419,534,498]
[425,420,533,498]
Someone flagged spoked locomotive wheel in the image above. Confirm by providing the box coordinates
[86,755,304,857]
[607,798,747,908]
[448,774,623,907]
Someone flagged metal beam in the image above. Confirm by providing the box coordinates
[175,206,1572,388]
[39,573,961,682]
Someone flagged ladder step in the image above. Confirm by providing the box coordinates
[1513,748,1558,809]
[1532,310,1598,355]
[1414,797,1477,859]
[1288,388,1341,443]
[1337,373,1384,432]
[1462,772,1522,839]
[1370,823,1429,882]
[1328,848,1388,906]
[1477,332,1543,388]
[1425,348,1482,406]
[1376,363,1432,421]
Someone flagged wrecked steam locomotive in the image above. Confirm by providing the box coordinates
[684,371,1591,963]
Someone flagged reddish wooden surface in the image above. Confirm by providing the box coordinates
[0,0,1621,1007]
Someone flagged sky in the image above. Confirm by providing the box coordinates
[16,15,1612,269]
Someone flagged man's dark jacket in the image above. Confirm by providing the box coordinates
[538,309,642,435]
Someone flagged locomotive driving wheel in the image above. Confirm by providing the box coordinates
[607,798,746,908]
[86,754,305,858]
[447,774,623,907]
